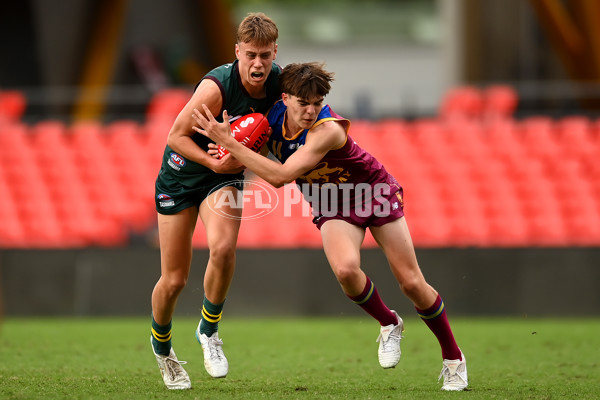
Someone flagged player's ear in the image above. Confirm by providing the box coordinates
[273,43,278,60]
[281,93,289,105]
[235,43,240,59]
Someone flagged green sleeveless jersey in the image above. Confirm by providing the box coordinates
[159,60,282,187]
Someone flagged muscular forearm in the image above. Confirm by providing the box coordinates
[167,134,217,169]
[223,137,292,187]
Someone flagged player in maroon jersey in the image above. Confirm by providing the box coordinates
[192,62,468,391]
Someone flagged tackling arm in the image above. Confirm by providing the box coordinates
[193,105,345,188]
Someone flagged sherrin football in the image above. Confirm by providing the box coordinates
[218,113,271,159]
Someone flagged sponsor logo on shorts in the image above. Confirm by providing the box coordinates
[157,193,175,207]
[168,152,186,171]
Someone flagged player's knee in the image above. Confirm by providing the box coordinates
[399,275,425,300]
[333,264,361,287]
[208,241,236,266]
[164,275,188,297]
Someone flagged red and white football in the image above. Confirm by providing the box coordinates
[218,113,271,159]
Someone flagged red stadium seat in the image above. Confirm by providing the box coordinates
[551,158,585,181]
[347,120,374,142]
[404,184,452,247]
[504,158,547,184]
[0,90,27,122]
[478,178,530,246]
[518,116,560,160]
[23,214,67,248]
[0,212,27,247]
[439,86,484,120]
[484,119,525,161]
[446,202,489,246]
[482,85,518,119]
[408,212,452,248]
[7,98,600,249]
[237,213,320,249]
[104,120,143,149]
[5,158,46,204]
[0,171,24,246]
[349,120,405,168]
[29,122,77,189]
[140,119,170,164]
[146,88,192,122]
[561,199,600,245]
[70,120,110,166]
[444,119,491,162]
[70,119,104,139]
[514,179,567,246]
[373,119,413,151]
[469,157,508,188]
[486,211,529,246]
[103,121,156,230]
[556,116,596,159]
[236,181,322,249]
[526,212,567,246]
[30,120,68,146]
[0,122,30,149]
[411,118,449,163]
[58,199,125,246]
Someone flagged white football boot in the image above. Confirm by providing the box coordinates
[151,338,191,390]
[439,351,468,391]
[196,321,229,378]
[376,310,404,368]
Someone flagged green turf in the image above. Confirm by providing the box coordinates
[0,316,598,399]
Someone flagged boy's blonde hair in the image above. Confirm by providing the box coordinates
[237,12,278,46]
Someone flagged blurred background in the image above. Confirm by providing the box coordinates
[0,0,599,318]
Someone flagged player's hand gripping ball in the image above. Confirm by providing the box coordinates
[218,113,271,159]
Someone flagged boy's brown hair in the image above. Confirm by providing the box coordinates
[279,62,334,100]
[237,12,279,46]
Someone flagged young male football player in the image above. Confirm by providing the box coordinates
[150,13,281,389]
[192,62,468,391]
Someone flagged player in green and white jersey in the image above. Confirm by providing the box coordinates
[150,13,281,390]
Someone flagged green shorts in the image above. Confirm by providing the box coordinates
[155,166,244,215]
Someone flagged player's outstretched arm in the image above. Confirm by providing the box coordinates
[192,105,343,187]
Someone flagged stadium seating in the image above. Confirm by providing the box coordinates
[439,85,484,120]
[481,85,519,119]
[0,90,27,123]
[145,88,192,121]
[1,86,599,248]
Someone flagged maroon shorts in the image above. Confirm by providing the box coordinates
[309,177,405,230]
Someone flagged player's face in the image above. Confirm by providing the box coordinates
[282,94,324,132]
[235,41,277,90]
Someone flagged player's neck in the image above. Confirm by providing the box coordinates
[242,81,266,99]
[283,112,301,138]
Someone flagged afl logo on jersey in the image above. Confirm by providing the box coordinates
[168,152,186,171]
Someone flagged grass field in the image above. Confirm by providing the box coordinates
[0,316,598,399]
